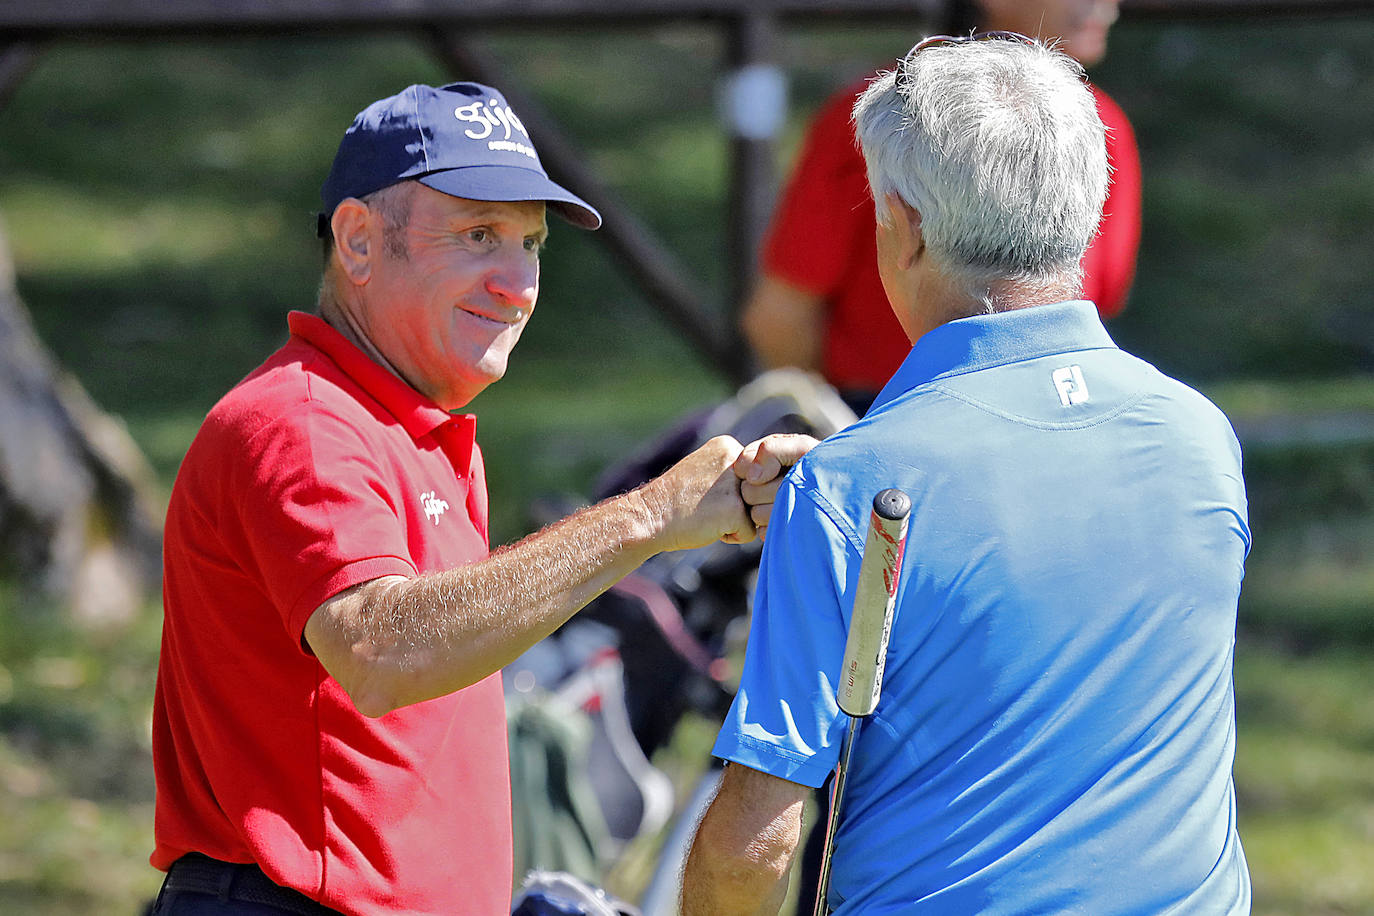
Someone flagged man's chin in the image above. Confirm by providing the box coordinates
[444,363,509,409]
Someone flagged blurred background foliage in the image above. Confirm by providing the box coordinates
[0,11,1371,915]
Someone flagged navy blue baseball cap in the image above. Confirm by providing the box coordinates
[318,81,601,236]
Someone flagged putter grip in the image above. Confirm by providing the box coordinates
[837,488,911,717]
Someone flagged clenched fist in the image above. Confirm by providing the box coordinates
[640,435,754,552]
[733,433,819,541]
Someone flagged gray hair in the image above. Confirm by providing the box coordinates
[853,37,1109,295]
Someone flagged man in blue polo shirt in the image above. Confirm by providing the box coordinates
[681,34,1252,915]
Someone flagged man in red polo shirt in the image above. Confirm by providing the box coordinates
[743,0,1139,413]
[150,81,811,916]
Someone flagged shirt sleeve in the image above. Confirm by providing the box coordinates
[761,80,877,299]
[1082,85,1143,320]
[711,476,863,788]
[227,404,420,643]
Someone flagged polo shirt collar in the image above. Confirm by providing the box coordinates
[287,311,476,454]
[871,300,1118,412]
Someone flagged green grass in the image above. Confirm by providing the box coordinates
[1236,644,1374,916]
[1095,18,1374,382]
[0,592,162,913]
[0,16,1372,916]
[1206,377,1374,420]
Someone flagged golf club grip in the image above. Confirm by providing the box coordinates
[837,488,911,718]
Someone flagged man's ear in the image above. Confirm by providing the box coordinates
[884,192,924,271]
[330,198,372,285]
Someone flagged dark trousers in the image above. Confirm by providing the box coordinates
[152,894,317,915]
[151,855,343,916]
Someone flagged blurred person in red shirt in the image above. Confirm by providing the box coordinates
[742,0,1139,413]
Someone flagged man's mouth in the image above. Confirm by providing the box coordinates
[460,307,514,328]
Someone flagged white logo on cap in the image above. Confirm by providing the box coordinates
[454,99,530,142]
[487,139,537,160]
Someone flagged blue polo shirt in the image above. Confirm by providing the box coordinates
[714,301,1251,914]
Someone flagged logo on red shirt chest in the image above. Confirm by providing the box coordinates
[420,490,450,525]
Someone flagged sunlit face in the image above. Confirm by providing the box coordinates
[358,185,546,410]
[978,0,1121,66]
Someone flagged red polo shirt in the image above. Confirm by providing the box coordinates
[152,311,511,915]
[762,79,1141,395]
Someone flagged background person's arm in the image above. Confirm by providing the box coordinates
[741,274,827,373]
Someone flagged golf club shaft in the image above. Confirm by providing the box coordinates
[812,716,858,916]
[813,488,911,915]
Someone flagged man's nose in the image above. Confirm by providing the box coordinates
[485,255,539,310]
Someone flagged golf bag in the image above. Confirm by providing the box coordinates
[511,870,640,916]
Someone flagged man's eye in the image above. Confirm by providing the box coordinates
[468,228,490,244]
[524,237,545,253]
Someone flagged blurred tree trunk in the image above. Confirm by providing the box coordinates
[0,217,161,626]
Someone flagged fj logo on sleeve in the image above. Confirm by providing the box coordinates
[1052,365,1090,407]
[420,491,450,526]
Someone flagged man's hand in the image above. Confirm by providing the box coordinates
[733,434,819,540]
[641,435,755,552]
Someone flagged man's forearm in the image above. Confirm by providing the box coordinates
[359,488,664,709]
[681,850,790,916]
[307,436,755,716]
[681,763,806,916]
[741,275,826,372]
